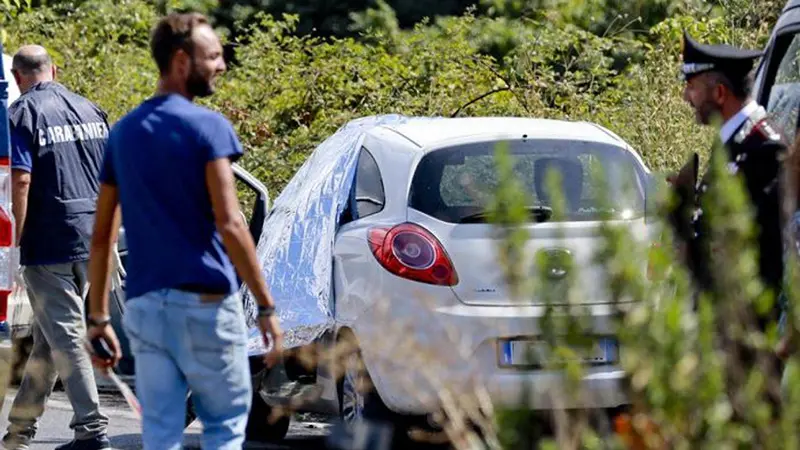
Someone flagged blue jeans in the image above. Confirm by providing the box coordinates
[122,289,252,450]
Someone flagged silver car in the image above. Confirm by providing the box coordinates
[246,115,656,436]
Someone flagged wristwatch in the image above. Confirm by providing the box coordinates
[87,315,111,327]
[257,305,276,317]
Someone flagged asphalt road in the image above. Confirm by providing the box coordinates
[0,387,332,449]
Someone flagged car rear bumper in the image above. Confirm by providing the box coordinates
[350,296,630,416]
[365,359,628,415]
[485,367,628,410]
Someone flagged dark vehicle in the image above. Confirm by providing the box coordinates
[754,0,800,141]
[106,164,281,441]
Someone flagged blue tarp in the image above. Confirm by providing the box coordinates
[242,114,414,355]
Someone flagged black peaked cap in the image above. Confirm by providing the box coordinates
[681,30,763,81]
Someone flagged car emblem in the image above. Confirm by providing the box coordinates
[474,287,497,293]
[537,248,572,280]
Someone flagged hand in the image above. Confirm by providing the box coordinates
[257,314,283,368]
[85,323,122,372]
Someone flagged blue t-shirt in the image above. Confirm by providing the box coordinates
[100,94,243,299]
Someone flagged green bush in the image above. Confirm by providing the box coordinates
[2,0,772,192]
[3,1,797,448]
[485,133,800,449]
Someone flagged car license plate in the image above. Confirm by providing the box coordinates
[498,337,618,368]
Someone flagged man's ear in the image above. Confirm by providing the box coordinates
[11,69,21,87]
[713,82,727,105]
[51,64,57,81]
[173,49,190,78]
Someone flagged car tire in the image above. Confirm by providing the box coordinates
[10,336,33,387]
[336,336,451,450]
[9,335,67,392]
[245,389,291,442]
[338,344,394,424]
[337,335,441,449]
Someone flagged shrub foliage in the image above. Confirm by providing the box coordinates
[2,0,767,193]
[3,0,798,448]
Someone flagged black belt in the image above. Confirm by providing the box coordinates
[176,283,229,295]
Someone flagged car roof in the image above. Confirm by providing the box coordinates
[784,0,800,13]
[374,117,628,151]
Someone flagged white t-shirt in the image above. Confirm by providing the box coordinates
[2,53,20,105]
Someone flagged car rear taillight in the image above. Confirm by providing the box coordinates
[368,223,458,286]
[0,157,14,322]
[0,57,15,325]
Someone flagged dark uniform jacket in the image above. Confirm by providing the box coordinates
[677,105,787,323]
[9,82,109,266]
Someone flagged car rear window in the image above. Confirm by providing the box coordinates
[408,139,646,223]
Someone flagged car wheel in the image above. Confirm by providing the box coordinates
[11,335,67,392]
[339,348,367,426]
[245,389,290,442]
[338,340,424,448]
[10,336,32,387]
[337,338,454,449]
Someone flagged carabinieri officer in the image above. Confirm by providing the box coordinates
[676,31,788,324]
[3,45,110,450]
[672,31,789,419]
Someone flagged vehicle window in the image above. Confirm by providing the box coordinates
[353,147,385,219]
[767,33,800,144]
[409,139,645,224]
[234,170,270,243]
[236,177,257,223]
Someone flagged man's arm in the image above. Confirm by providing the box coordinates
[85,182,123,368]
[11,170,29,246]
[205,157,275,308]
[87,183,121,321]
[9,125,33,245]
[206,156,282,365]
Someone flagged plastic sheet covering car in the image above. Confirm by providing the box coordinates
[242,114,441,354]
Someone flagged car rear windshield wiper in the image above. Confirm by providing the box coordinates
[457,206,554,224]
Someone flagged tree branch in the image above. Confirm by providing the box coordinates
[450,87,511,118]
[472,56,532,114]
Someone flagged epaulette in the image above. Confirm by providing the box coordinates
[752,119,783,143]
[734,107,767,144]
[734,108,782,144]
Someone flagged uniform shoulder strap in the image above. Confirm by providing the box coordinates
[734,106,781,144]
[751,118,783,143]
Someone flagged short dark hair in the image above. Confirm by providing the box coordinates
[707,70,754,100]
[149,12,209,75]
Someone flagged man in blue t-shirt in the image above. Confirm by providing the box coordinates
[3,45,110,450]
[84,12,283,449]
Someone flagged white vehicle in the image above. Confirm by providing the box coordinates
[2,53,28,344]
[1,53,30,397]
[245,115,657,440]
[3,54,20,105]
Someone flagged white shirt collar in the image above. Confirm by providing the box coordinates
[720,100,759,144]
